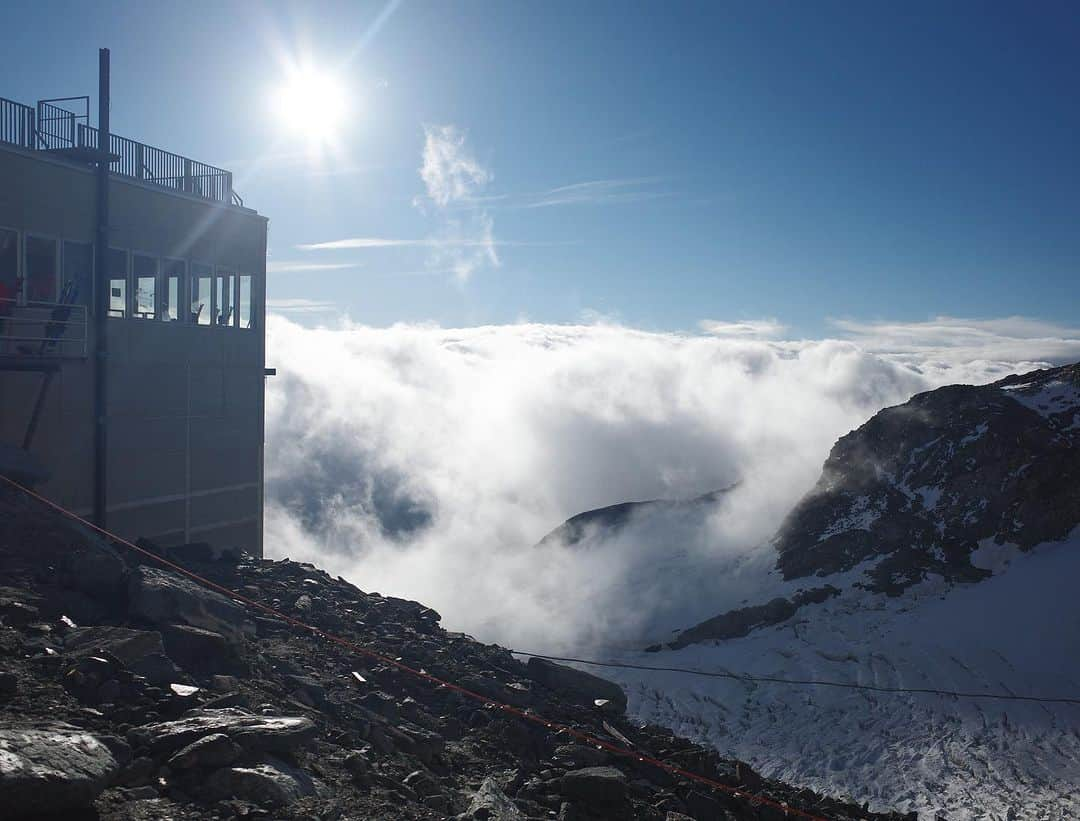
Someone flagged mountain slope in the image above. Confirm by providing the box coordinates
[0,483,909,821]
[535,362,1080,819]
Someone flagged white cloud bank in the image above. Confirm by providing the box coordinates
[263,316,1080,651]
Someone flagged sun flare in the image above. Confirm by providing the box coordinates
[272,65,350,145]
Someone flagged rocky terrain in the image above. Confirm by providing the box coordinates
[0,483,911,820]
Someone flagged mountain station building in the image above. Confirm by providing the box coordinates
[0,59,269,557]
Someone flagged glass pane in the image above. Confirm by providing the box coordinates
[133,255,157,319]
[191,263,212,325]
[216,271,235,327]
[0,229,16,310]
[238,275,253,329]
[108,248,127,318]
[162,259,184,322]
[26,236,57,303]
[106,247,126,317]
[63,242,93,307]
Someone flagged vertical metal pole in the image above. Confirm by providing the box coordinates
[92,48,110,528]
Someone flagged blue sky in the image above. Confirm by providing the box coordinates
[6,1,1080,335]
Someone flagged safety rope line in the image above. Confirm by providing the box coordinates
[0,474,829,821]
[509,652,1080,706]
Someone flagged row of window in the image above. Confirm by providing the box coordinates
[0,228,258,329]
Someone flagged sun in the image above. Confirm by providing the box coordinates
[272,64,350,146]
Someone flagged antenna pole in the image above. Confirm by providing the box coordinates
[92,47,110,527]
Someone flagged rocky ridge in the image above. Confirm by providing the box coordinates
[646,362,1079,649]
[0,484,909,820]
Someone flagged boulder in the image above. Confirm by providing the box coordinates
[127,566,246,638]
[526,658,627,714]
[463,775,525,819]
[161,623,247,676]
[204,756,324,807]
[64,625,181,684]
[168,733,243,769]
[60,536,128,597]
[0,721,118,814]
[129,708,317,756]
[553,743,610,767]
[558,767,628,806]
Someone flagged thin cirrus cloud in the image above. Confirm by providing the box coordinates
[267,261,361,273]
[475,177,672,210]
[266,298,340,314]
[296,237,514,250]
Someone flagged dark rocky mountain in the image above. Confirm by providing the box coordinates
[669,361,1080,648]
[536,489,733,550]
[774,362,1079,593]
[0,484,909,820]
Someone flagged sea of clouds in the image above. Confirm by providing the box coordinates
[262,314,1080,651]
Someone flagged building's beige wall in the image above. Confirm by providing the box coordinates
[0,145,268,556]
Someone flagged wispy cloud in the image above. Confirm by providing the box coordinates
[699,318,788,339]
[297,237,506,250]
[267,298,340,314]
[267,261,361,273]
[478,177,671,210]
[418,124,493,208]
[414,124,498,282]
[296,125,501,283]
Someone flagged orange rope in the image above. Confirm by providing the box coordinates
[0,473,829,821]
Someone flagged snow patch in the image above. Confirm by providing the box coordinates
[970,539,1023,573]
[1002,379,1080,421]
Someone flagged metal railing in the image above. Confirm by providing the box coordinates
[36,97,89,150]
[0,298,89,358]
[78,124,234,204]
[0,97,35,149]
[0,95,237,206]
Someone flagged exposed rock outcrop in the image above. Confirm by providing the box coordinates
[0,721,118,814]
[775,362,1080,593]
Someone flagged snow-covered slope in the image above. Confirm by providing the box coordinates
[537,362,1080,818]
[607,528,1080,819]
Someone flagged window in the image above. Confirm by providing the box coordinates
[161,259,185,322]
[215,270,235,327]
[108,248,127,318]
[0,229,17,309]
[191,263,212,325]
[25,236,58,303]
[62,242,93,307]
[133,254,157,319]
[238,274,254,329]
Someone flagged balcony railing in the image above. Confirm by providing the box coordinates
[0,95,239,206]
[0,298,88,359]
[0,97,35,149]
[78,124,235,204]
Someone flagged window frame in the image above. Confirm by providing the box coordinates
[160,257,187,323]
[130,250,160,321]
[214,265,238,328]
[23,232,61,305]
[0,225,21,307]
[106,247,130,319]
[189,260,214,327]
[237,273,255,330]
[61,239,95,309]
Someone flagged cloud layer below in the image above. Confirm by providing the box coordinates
[263,316,1080,650]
